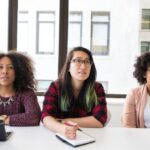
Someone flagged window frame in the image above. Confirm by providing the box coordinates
[141,41,150,53]
[141,9,150,30]
[36,11,55,55]
[90,11,110,55]
[68,11,82,49]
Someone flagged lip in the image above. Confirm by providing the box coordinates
[0,77,9,80]
[78,70,86,73]
[78,72,87,75]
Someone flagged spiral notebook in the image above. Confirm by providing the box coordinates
[56,130,95,147]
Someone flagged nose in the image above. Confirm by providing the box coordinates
[80,62,86,68]
[2,67,8,74]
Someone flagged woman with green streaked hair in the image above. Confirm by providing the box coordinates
[41,46,107,139]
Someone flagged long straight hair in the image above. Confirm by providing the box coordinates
[58,47,98,112]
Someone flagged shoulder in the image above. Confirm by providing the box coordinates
[128,84,146,96]
[15,90,37,102]
[16,90,36,97]
[94,82,105,96]
[126,84,146,103]
[94,82,104,90]
[45,80,61,95]
[16,90,36,98]
[48,80,61,90]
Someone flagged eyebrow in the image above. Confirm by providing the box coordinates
[72,57,90,60]
[0,64,13,66]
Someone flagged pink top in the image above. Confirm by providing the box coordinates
[122,84,148,128]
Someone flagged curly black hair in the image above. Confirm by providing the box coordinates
[133,52,150,85]
[0,51,36,92]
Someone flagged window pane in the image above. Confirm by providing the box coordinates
[37,12,55,54]
[38,23,54,53]
[37,80,52,92]
[69,12,82,21]
[0,0,8,52]
[68,23,81,49]
[91,12,110,55]
[92,12,109,22]
[17,0,60,92]
[142,9,150,29]
[92,23,108,54]
[141,41,150,53]
[68,12,82,49]
[17,11,29,51]
[38,12,54,21]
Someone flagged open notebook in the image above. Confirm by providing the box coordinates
[56,130,95,147]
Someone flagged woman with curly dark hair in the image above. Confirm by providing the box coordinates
[122,52,150,128]
[0,51,41,126]
[41,46,107,139]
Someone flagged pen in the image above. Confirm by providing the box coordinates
[64,122,82,131]
[64,122,95,139]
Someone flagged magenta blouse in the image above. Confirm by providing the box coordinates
[0,90,41,126]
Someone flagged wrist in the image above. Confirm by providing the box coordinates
[4,116,9,125]
[0,115,8,122]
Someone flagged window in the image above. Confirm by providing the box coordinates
[142,9,150,30]
[141,41,150,53]
[36,80,52,92]
[37,11,55,54]
[0,0,8,51]
[17,11,29,52]
[68,12,82,50]
[91,12,110,55]
[17,0,60,92]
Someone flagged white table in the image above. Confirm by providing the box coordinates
[1,126,150,150]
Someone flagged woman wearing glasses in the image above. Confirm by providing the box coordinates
[41,46,107,139]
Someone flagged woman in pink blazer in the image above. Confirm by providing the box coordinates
[122,52,150,128]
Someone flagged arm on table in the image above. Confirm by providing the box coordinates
[43,116,78,139]
[61,116,103,128]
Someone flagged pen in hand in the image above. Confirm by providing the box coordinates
[63,121,79,139]
[64,121,81,131]
[64,121,95,140]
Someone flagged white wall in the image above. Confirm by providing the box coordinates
[107,98,125,127]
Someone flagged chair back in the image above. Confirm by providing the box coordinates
[105,109,111,126]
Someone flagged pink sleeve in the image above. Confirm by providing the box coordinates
[122,89,137,128]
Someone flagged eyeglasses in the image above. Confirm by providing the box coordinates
[71,58,93,67]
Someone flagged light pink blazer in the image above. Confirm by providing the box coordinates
[122,84,148,128]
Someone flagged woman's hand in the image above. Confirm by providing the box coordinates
[4,116,9,125]
[63,121,79,139]
[0,115,9,125]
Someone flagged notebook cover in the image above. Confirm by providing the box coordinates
[56,130,95,147]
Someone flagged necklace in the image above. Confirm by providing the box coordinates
[0,97,14,107]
